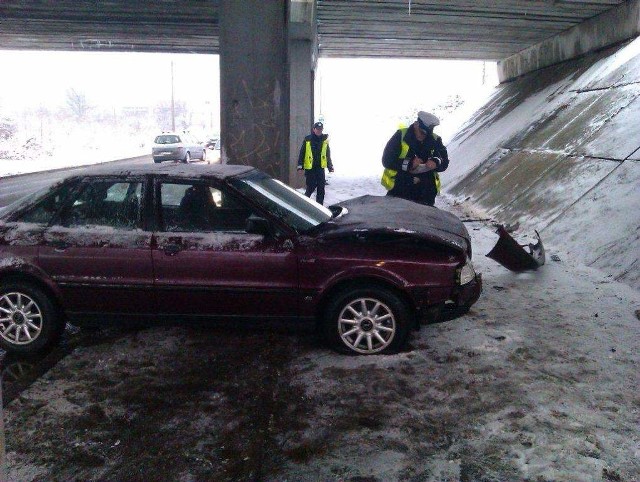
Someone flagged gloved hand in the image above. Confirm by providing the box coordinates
[328,167,334,173]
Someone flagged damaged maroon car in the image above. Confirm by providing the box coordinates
[0,164,481,356]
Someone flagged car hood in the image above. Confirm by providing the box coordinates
[318,195,471,254]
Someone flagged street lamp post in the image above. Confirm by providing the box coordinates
[171,60,175,131]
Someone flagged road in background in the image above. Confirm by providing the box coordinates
[0,155,151,208]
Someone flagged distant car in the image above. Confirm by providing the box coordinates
[152,132,206,163]
[0,164,481,356]
[204,137,218,150]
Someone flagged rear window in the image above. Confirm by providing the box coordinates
[154,135,181,144]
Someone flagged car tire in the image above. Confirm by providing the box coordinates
[0,281,65,356]
[153,159,162,164]
[323,286,411,355]
[183,152,191,164]
[202,149,207,162]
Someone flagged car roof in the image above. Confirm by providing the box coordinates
[76,163,255,180]
[0,164,258,221]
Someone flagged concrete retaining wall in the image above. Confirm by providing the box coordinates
[446,38,640,289]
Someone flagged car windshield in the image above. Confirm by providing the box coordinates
[230,171,332,232]
[154,135,180,144]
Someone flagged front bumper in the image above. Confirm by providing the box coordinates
[415,273,482,324]
[456,272,482,307]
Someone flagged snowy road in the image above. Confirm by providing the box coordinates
[3,172,639,481]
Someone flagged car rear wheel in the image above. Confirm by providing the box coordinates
[183,152,191,164]
[323,286,411,355]
[0,282,64,356]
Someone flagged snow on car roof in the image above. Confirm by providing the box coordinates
[75,163,255,180]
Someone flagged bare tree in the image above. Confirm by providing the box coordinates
[154,100,187,131]
[0,117,17,141]
[65,88,91,120]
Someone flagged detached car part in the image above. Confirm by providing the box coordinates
[486,225,545,271]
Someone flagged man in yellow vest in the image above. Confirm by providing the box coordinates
[297,121,334,205]
[381,111,449,206]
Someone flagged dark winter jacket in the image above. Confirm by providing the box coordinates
[297,133,333,170]
[382,125,449,205]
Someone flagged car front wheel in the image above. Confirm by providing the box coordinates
[0,281,64,356]
[323,286,411,355]
[183,152,191,163]
[202,149,207,162]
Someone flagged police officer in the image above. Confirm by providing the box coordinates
[381,111,449,206]
[297,121,334,205]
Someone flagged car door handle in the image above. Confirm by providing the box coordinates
[163,244,182,256]
[50,240,71,251]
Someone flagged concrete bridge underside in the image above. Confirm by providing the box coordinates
[0,0,638,183]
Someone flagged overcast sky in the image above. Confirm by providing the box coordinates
[0,50,496,117]
[0,50,220,111]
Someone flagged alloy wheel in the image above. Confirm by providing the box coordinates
[338,297,396,354]
[0,292,44,346]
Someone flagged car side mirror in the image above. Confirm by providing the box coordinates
[245,215,271,236]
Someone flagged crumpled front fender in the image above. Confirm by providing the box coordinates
[486,225,545,272]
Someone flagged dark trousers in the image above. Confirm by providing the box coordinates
[304,168,326,205]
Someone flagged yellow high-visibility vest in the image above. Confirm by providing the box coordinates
[381,128,409,190]
[303,139,328,169]
[381,128,441,193]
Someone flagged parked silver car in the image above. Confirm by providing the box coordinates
[152,132,206,163]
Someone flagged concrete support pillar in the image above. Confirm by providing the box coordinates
[219,0,289,182]
[289,0,317,187]
[289,39,315,187]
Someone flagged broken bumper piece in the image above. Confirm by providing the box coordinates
[486,225,545,271]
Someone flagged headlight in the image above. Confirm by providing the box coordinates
[459,259,476,285]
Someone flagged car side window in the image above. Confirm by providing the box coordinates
[16,181,79,224]
[160,182,253,233]
[61,181,142,229]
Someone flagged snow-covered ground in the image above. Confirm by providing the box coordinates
[0,126,149,177]
[4,167,639,481]
[281,173,640,481]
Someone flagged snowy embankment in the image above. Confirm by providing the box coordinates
[444,37,640,290]
[0,126,149,177]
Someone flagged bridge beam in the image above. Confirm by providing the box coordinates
[498,0,640,83]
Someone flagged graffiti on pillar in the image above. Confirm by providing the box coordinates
[227,78,283,179]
